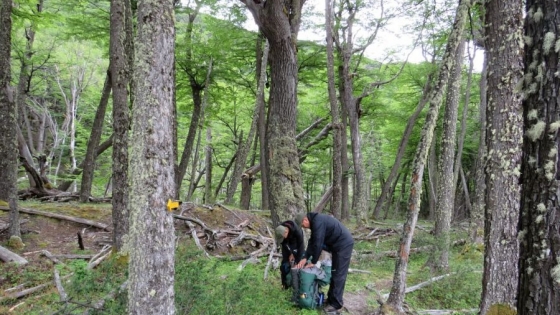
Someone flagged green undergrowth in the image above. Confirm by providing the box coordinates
[0,215,483,314]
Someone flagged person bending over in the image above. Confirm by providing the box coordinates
[275,219,305,289]
[295,212,354,314]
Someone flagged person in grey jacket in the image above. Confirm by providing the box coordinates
[294,212,354,314]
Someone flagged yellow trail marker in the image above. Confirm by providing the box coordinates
[166,199,182,211]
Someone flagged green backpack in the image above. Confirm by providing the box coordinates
[289,258,332,309]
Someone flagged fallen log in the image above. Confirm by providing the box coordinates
[0,206,109,231]
[0,245,28,265]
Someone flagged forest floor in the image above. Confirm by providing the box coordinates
[0,201,383,315]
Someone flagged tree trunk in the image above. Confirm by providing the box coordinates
[479,0,524,313]
[79,70,111,202]
[517,0,560,313]
[242,0,306,227]
[0,0,19,238]
[325,0,342,219]
[384,0,469,311]
[204,126,213,204]
[432,39,465,271]
[427,139,437,220]
[127,0,176,313]
[335,0,367,224]
[340,105,350,220]
[109,0,133,252]
[372,74,433,219]
[15,0,43,156]
[175,0,205,196]
[187,125,203,201]
[225,40,268,205]
[257,33,270,211]
[470,56,487,244]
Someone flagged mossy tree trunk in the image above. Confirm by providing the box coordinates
[0,0,19,238]
[242,0,306,226]
[384,0,469,311]
[517,0,560,312]
[479,0,524,313]
[325,0,342,219]
[432,39,465,271]
[110,0,133,252]
[127,0,176,313]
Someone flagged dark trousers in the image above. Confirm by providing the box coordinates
[327,243,353,309]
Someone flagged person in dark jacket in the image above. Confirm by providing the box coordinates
[275,220,305,289]
[294,212,354,314]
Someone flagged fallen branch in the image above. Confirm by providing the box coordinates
[41,250,62,265]
[348,268,371,274]
[263,226,276,280]
[87,245,112,269]
[185,220,210,258]
[0,206,109,231]
[53,268,68,302]
[382,273,454,299]
[417,309,478,315]
[0,274,71,302]
[0,245,28,265]
[52,254,94,260]
[359,246,431,259]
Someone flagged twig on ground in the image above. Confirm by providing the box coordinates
[185,220,210,258]
[53,268,68,302]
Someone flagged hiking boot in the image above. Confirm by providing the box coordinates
[323,305,342,314]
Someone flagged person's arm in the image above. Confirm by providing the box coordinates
[305,218,325,265]
[294,226,306,261]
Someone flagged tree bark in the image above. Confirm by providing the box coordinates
[242,0,306,226]
[479,0,524,313]
[79,70,111,202]
[110,0,133,252]
[470,56,487,244]
[517,0,560,313]
[127,0,176,313]
[384,0,469,311]
[325,0,342,219]
[0,0,19,238]
[256,33,270,211]
[432,39,465,270]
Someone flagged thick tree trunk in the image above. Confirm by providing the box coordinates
[110,0,133,252]
[517,0,560,313]
[242,0,306,226]
[432,39,465,271]
[325,0,342,219]
[384,0,469,311]
[127,0,176,313]
[79,70,111,202]
[479,0,524,313]
[0,0,19,238]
